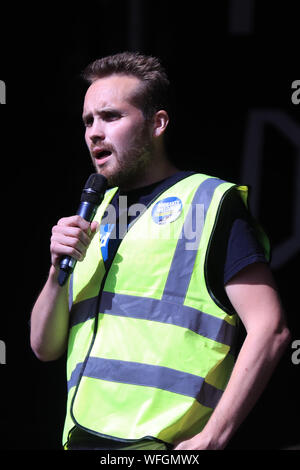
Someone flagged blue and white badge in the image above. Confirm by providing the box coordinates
[151,197,183,225]
[100,223,115,262]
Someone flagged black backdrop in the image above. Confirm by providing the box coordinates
[0,0,299,452]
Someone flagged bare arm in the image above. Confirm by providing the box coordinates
[174,262,291,450]
[30,216,98,361]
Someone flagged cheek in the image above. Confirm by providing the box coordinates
[118,121,147,149]
[84,130,90,147]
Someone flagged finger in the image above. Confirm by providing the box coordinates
[51,232,88,255]
[52,225,91,247]
[88,221,99,237]
[57,215,91,232]
[50,238,84,265]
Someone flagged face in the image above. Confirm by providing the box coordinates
[83,74,154,189]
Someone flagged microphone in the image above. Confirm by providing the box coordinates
[58,173,107,286]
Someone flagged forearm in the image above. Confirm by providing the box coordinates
[174,321,290,450]
[30,265,70,361]
[30,215,98,361]
[200,324,290,449]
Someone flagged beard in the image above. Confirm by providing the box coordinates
[93,122,154,190]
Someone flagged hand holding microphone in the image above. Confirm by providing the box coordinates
[50,174,107,286]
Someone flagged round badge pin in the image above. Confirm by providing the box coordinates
[151,197,183,225]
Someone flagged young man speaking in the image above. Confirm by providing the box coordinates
[30,52,290,451]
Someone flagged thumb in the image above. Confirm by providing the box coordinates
[90,221,99,235]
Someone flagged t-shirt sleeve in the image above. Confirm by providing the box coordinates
[206,187,269,313]
[224,217,268,285]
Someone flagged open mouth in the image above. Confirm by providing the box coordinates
[95,150,112,160]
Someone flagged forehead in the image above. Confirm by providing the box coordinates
[83,74,141,110]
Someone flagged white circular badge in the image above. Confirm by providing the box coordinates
[151,197,183,225]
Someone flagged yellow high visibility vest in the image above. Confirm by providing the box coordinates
[63,173,268,447]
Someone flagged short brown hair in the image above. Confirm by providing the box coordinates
[82,51,170,120]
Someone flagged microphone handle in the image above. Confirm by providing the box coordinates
[58,201,98,286]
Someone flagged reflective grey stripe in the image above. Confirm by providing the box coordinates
[68,357,223,409]
[162,177,225,302]
[70,291,235,346]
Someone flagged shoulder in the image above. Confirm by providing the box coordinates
[206,185,269,314]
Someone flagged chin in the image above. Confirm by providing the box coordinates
[96,168,121,188]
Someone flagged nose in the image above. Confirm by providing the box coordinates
[87,118,105,144]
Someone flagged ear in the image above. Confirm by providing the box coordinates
[152,110,169,138]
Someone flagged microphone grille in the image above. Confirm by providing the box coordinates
[85,173,108,193]
[81,173,108,204]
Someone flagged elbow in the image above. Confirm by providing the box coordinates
[30,340,65,362]
[32,350,63,362]
[30,326,67,362]
[279,325,291,349]
[32,349,65,362]
[270,323,291,359]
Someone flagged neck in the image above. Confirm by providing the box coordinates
[119,146,179,192]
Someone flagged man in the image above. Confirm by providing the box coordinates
[30,52,290,450]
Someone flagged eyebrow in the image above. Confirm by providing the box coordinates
[82,107,124,122]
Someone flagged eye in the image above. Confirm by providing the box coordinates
[102,111,121,121]
[83,116,93,127]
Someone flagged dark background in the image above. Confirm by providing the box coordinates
[0,0,299,451]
